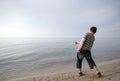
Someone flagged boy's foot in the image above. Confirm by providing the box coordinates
[97,72,102,77]
[79,72,83,76]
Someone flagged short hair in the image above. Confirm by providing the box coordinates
[90,26,97,33]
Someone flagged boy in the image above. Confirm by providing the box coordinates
[75,26,102,77]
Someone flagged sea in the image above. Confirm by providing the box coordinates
[0,37,120,81]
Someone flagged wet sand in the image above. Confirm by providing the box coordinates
[8,57,120,81]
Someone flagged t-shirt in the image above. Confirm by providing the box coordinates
[77,32,95,51]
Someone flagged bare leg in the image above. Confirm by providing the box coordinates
[93,66,102,77]
[93,66,99,73]
[79,68,82,72]
[79,68,83,76]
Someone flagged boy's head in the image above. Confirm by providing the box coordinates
[90,26,97,34]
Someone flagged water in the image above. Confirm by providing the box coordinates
[0,38,120,81]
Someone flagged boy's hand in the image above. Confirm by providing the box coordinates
[75,42,78,45]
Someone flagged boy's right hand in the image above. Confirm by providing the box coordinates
[75,42,78,45]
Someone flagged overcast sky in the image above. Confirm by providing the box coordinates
[0,0,120,38]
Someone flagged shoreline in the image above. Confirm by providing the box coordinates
[8,58,120,81]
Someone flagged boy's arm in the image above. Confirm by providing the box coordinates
[77,38,85,52]
[75,33,88,52]
[78,33,88,51]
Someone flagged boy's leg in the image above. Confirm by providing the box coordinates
[85,53,100,72]
[93,66,99,73]
[85,54,102,77]
[76,53,84,75]
[85,55,97,69]
[93,66,102,77]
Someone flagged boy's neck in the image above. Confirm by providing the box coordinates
[90,31,95,35]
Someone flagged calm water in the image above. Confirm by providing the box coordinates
[0,38,120,81]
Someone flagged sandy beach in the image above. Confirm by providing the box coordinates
[8,57,120,81]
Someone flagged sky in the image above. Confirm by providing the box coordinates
[0,0,120,38]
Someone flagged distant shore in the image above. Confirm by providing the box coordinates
[7,56,120,81]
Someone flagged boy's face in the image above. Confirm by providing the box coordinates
[90,31,96,35]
